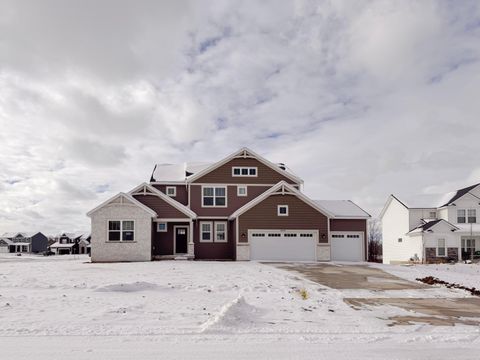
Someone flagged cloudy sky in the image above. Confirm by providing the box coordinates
[1,0,480,235]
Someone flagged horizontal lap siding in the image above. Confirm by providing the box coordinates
[193,158,298,184]
[330,219,368,261]
[193,220,235,260]
[152,184,188,206]
[238,195,329,243]
[152,222,190,255]
[190,185,270,217]
[134,195,187,218]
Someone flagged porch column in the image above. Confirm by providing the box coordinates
[187,219,194,257]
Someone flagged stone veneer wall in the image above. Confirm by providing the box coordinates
[425,247,458,263]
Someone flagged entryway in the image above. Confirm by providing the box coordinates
[174,226,188,254]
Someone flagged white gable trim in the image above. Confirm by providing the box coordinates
[186,147,303,184]
[128,183,197,219]
[86,192,157,218]
[379,195,408,219]
[229,181,333,220]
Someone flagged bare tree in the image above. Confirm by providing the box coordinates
[368,219,382,262]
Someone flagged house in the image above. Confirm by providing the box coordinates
[50,232,91,255]
[0,232,48,253]
[380,183,480,264]
[87,148,370,262]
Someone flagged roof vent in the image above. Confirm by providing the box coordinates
[278,163,286,170]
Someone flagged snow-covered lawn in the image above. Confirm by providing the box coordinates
[1,255,480,359]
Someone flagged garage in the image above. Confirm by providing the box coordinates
[330,232,364,261]
[248,230,317,261]
[0,246,8,253]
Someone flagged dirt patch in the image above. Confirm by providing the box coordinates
[417,276,480,296]
[345,297,480,326]
[269,263,424,290]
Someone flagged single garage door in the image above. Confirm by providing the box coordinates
[330,232,364,261]
[249,230,317,261]
[0,246,8,253]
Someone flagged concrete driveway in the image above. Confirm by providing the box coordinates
[268,262,480,326]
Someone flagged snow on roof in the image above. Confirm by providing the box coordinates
[313,200,370,218]
[2,232,39,239]
[50,242,74,248]
[0,237,13,245]
[151,162,213,182]
[439,183,480,207]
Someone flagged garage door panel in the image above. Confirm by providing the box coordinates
[331,232,363,261]
[249,230,317,261]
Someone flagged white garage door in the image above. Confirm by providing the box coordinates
[331,232,364,261]
[0,246,8,253]
[249,230,317,261]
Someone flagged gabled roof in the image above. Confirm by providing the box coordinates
[407,219,459,235]
[185,147,303,184]
[439,183,480,207]
[313,200,370,218]
[86,192,157,218]
[0,237,12,245]
[379,194,436,219]
[2,232,39,239]
[151,162,213,182]
[229,181,334,219]
[128,183,197,219]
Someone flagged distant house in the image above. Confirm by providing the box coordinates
[50,232,91,255]
[0,232,48,253]
[381,183,480,264]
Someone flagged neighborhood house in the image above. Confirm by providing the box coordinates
[381,183,480,264]
[87,148,370,262]
[0,232,48,254]
[50,232,91,255]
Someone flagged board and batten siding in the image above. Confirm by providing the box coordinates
[133,194,187,218]
[237,194,329,243]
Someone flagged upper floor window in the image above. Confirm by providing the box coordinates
[429,211,436,219]
[457,209,466,223]
[166,186,176,197]
[202,186,227,207]
[232,167,257,177]
[108,220,134,241]
[237,185,247,197]
[468,209,477,223]
[278,205,289,216]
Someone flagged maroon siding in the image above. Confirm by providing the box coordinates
[330,219,368,260]
[193,158,298,184]
[238,195,329,243]
[193,219,235,260]
[152,184,188,206]
[189,184,270,217]
[134,194,187,218]
[152,222,190,255]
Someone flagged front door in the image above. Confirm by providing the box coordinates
[175,227,188,254]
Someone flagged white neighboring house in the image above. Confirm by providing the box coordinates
[380,183,480,264]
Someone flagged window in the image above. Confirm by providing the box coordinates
[200,222,213,242]
[429,211,436,219]
[277,205,289,216]
[215,222,227,242]
[468,209,477,223]
[157,222,167,232]
[108,220,134,241]
[437,238,446,256]
[232,167,257,177]
[237,186,247,197]
[166,186,176,197]
[332,234,345,238]
[202,186,226,207]
[457,209,466,223]
[22,245,28,252]
[398,238,403,243]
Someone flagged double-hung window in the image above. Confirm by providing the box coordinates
[468,209,477,223]
[437,238,446,257]
[202,186,226,207]
[200,222,213,242]
[215,222,227,242]
[108,220,135,241]
[457,209,466,223]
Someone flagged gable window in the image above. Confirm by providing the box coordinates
[398,238,403,243]
[108,220,135,241]
[157,222,167,232]
[278,205,289,216]
[429,211,436,219]
[468,209,477,223]
[457,209,466,223]
[232,167,257,177]
[437,238,446,257]
[202,186,227,207]
[215,222,227,242]
[166,186,176,197]
[200,222,213,242]
[237,185,247,197]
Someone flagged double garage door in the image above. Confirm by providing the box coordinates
[249,230,317,261]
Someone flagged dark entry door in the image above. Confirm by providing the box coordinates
[175,227,188,254]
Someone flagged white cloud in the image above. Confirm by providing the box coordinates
[1,0,480,233]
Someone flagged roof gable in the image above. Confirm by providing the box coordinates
[440,183,480,207]
[86,192,157,217]
[408,219,459,234]
[186,148,303,185]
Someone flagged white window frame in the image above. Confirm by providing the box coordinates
[237,185,247,197]
[277,205,289,216]
[429,211,436,218]
[157,222,167,232]
[457,209,466,223]
[166,186,176,197]
[437,238,446,257]
[468,209,477,223]
[201,186,227,208]
[231,166,258,177]
[214,222,228,243]
[199,221,213,243]
[107,220,135,242]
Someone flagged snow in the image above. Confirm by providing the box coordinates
[152,162,212,182]
[1,255,480,359]
[314,200,370,218]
